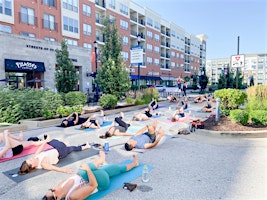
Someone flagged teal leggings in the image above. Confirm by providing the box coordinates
[78,163,127,191]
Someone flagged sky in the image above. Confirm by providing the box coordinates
[132,0,267,59]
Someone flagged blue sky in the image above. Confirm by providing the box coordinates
[132,0,267,59]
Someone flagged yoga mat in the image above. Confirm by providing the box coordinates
[157,105,167,109]
[0,144,53,163]
[166,116,190,123]
[88,161,153,200]
[126,125,142,133]
[2,148,99,183]
[75,121,112,131]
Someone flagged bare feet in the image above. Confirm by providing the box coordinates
[99,151,106,165]
[19,131,24,140]
[120,112,125,119]
[100,110,104,116]
[132,155,139,167]
[83,142,91,150]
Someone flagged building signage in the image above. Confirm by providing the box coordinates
[130,46,143,65]
[5,59,46,72]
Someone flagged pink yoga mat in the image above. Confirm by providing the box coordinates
[0,144,53,163]
[167,116,191,123]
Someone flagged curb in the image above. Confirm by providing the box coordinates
[196,129,267,138]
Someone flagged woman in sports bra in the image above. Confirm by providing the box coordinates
[18,136,91,175]
[42,151,139,200]
[171,106,186,122]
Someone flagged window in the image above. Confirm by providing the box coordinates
[44,37,56,41]
[120,19,128,30]
[83,43,92,49]
[147,30,152,39]
[109,15,115,24]
[83,4,91,17]
[63,16,78,33]
[154,34,160,42]
[176,53,179,58]
[122,36,128,45]
[171,30,176,37]
[21,7,35,25]
[109,0,115,9]
[63,0,78,12]
[180,54,184,59]
[171,62,175,68]
[64,38,78,46]
[154,21,160,30]
[43,0,55,7]
[83,23,91,36]
[154,58,159,66]
[171,51,175,58]
[121,51,128,61]
[0,24,11,33]
[146,17,153,27]
[0,0,12,15]
[120,3,128,15]
[43,13,55,30]
[21,32,35,38]
[154,46,160,54]
[147,44,152,52]
[147,57,152,64]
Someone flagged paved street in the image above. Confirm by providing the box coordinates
[0,100,266,200]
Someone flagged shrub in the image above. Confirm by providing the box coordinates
[56,105,73,117]
[229,109,249,125]
[134,98,145,105]
[99,94,117,109]
[125,97,134,104]
[214,88,247,116]
[41,90,63,119]
[246,85,267,112]
[141,88,159,104]
[250,110,267,126]
[64,91,86,106]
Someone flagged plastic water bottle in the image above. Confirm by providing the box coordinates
[142,165,149,182]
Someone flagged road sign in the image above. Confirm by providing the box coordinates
[231,54,245,68]
[130,46,143,65]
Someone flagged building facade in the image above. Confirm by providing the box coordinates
[206,53,267,86]
[0,0,207,92]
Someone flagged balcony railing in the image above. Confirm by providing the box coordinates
[95,0,106,8]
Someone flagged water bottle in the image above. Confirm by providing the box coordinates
[104,141,109,153]
[142,165,149,182]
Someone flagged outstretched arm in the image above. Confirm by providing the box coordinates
[41,162,73,173]
[144,129,165,149]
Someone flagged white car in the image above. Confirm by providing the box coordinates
[155,85,166,92]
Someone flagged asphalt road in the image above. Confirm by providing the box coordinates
[0,100,266,200]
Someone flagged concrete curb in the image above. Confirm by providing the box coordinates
[196,129,267,138]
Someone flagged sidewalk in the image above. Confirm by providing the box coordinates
[0,100,266,200]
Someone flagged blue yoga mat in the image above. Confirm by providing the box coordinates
[127,125,142,133]
[87,161,153,200]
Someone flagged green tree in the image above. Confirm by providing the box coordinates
[97,16,131,98]
[233,70,243,89]
[192,74,198,90]
[55,40,78,93]
[199,67,209,92]
[218,73,227,89]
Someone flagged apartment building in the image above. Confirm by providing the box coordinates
[206,53,267,86]
[0,0,207,92]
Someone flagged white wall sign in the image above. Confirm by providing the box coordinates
[130,46,143,65]
[231,54,245,68]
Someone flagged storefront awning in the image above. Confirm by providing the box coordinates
[161,77,176,81]
[5,59,46,72]
[130,75,161,80]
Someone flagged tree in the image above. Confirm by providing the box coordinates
[55,40,78,93]
[192,74,198,90]
[199,67,209,92]
[96,16,131,98]
[233,70,243,89]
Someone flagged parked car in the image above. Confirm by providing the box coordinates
[155,85,166,92]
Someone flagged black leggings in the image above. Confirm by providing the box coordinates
[48,139,83,159]
[115,117,129,131]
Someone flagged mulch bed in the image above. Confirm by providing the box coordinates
[203,115,267,131]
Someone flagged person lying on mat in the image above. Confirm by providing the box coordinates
[124,120,166,151]
[100,112,132,139]
[60,111,89,127]
[193,95,207,103]
[0,130,47,159]
[201,98,214,112]
[80,110,105,129]
[167,93,177,102]
[171,106,186,122]
[176,97,188,110]
[18,136,91,175]
[42,151,139,200]
[148,98,159,110]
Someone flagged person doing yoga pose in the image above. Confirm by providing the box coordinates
[100,112,132,139]
[42,151,139,200]
[124,120,165,151]
[171,106,186,122]
[80,110,105,129]
[60,111,88,127]
[18,136,90,174]
[0,130,46,159]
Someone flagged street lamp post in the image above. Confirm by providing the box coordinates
[94,41,99,102]
[137,34,141,94]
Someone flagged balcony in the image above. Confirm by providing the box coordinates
[95,0,106,8]
[130,16,137,22]
[96,18,105,25]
